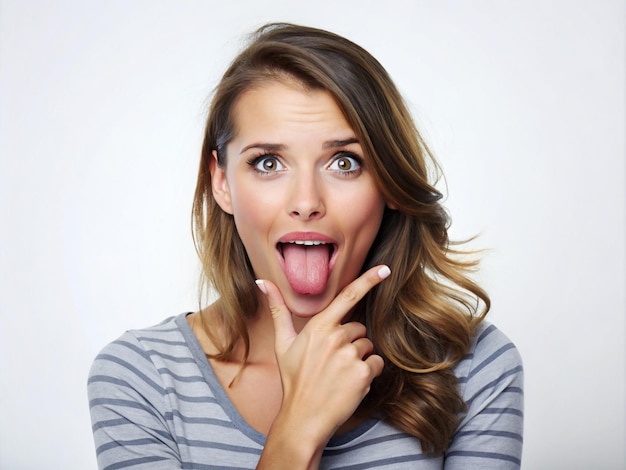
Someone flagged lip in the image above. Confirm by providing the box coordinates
[278,231,337,244]
[276,231,339,271]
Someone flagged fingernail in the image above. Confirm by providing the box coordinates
[255,279,267,294]
[378,265,391,279]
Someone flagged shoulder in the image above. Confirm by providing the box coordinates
[454,321,524,415]
[455,321,524,391]
[87,314,190,399]
[89,314,182,362]
[446,321,524,468]
[87,315,194,466]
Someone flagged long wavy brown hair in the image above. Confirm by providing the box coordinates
[192,23,489,455]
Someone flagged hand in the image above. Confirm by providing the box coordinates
[256,265,390,448]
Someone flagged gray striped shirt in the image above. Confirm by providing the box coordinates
[88,313,523,469]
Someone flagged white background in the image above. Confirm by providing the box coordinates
[1,1,624,468]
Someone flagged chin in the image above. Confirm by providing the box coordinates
[284,291,334,319]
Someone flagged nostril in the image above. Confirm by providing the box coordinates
[291,208,323,220]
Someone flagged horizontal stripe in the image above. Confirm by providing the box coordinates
[481,407,524,418]
[163,388,218,404]
[465,365,524,406]
[453,429,523,443]
[176,437,262,454]
[446,450,521,465]
[89,398,169,430]
[90,397,156,412]
[135,336,187,347]
[334,453,434,469]
[112,340,153,362]
[88,374,136,390]
[89,315,523,468]
[476,323,497,344]
[181,463,249,470]
[103,455,174,470]
[91,417,132,433]
[93,354,166,395]
[324,432,409,456]
[115,339,197,365]
[468,343,517,379]
[96,437,164,456]
[91,417,175,443]
[167,409,235,427]
[156,368,207,384]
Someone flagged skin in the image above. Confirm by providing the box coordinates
[191,80,390,468]
[211,80,386,325]
[257,266,389,468]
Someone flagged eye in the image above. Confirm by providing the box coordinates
[247,154,285,173]
[328,153,362,175]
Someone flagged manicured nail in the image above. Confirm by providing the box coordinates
[378,265,391,279]
[255,279,267,294]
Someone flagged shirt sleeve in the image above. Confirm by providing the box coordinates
[87,332,183,469]
[444,323,524,469]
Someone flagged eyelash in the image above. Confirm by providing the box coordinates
[245,151,364,176]
[246,152,282,175]
[329,151,363,177]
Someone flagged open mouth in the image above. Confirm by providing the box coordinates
[276,239,338,295]
[277,240,336,259]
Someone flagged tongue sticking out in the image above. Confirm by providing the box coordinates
[282,243,331,295]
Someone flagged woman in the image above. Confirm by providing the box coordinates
[88,23,523,469]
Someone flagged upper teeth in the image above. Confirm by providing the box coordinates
[290,240,325,246]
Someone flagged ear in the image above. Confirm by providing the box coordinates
[210,150,233,214]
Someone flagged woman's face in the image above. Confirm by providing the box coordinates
[211,80,386,319]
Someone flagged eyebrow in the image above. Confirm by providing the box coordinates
[240,143,285,155]
[323,138,360,149]
[240,138,360,155]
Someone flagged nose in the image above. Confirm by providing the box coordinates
[288,172,325,220]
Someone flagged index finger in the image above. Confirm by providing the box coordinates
[319,264,391,326]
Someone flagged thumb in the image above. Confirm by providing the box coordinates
[255,279,297,355]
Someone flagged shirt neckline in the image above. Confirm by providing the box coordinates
[174,312,380,448]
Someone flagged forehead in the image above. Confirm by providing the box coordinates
[230,81,355,142]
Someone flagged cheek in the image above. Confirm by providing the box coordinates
[232,195,259,225]
[229,184,277,253]
[353,191,386,235]
[342,189,386,258]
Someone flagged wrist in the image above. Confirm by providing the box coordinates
[258,411,328,469]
